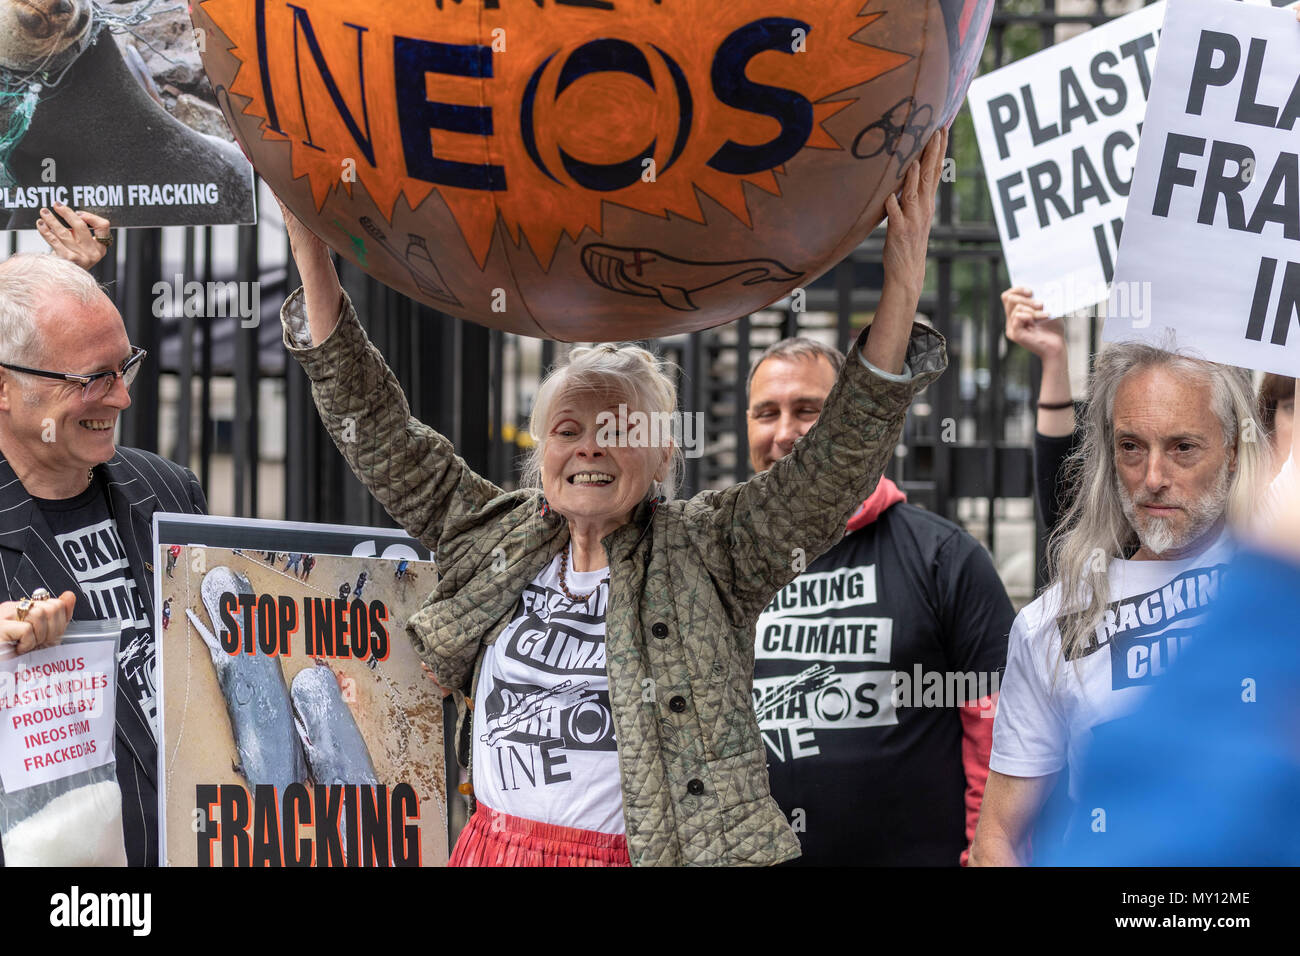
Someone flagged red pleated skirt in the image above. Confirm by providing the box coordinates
[448,802,631,867]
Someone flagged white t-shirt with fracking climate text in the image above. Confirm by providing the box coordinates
[471,551,623,833]
[990,532,1235,800]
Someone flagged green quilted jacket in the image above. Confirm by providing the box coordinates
[281,289,947,866]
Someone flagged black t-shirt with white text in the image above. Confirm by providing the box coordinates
[754,503,1013,866]
[35,476,156,860]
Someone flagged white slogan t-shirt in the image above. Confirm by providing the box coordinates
[990,532,1236,799]
[470,550,624,833]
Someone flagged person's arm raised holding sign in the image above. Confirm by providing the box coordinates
[35,204,113,271]
[1003,286,1079,537]
[1002,287,1074,438]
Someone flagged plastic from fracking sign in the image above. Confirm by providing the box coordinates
[193,0,995,340]
[0,0,255,228]
[965,0,1291,319]
[154,514,446,867]
[1104,0,1300,378]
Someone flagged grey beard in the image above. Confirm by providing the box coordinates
[1140,515,1178,556]
[1118,459,1232,556]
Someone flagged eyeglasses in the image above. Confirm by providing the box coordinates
[0,346,147,403]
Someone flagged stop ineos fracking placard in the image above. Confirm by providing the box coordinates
[1103,0,1300,376]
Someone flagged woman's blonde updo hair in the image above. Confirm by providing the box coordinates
[524,343,684,501]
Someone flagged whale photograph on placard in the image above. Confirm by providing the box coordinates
[153,514,447,867]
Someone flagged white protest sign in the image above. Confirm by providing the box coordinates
[1103,0,1300,378]
[0,636,116,790]
[968,3,1165,317]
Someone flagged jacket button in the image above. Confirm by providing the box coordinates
[687,779,704,796]
[457,782,473,796]
[669,696,686,713]
[651,622,669,638]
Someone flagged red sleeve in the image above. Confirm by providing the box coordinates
[957,691,998,866]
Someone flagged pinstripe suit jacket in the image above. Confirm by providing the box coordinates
[0,445,206,866]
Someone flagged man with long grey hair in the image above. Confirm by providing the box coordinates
[969,341,1280,866]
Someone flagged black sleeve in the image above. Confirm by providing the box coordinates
[935,530,1015,677]
[1034,426,1082,537]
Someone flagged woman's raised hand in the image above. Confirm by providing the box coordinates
[1002,286,1074,436]
[864,125,947,374]
[881,125,946,304]
[275,194,345,345]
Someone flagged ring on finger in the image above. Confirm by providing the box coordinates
[31,588,50,602]
[15,598,32,623]
[95,233,113,246]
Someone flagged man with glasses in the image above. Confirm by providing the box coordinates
[0,252,207,867]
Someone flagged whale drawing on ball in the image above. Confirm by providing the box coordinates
[186,567,307,792]
[582,244,803,312]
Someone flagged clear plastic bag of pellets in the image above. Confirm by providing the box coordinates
[0,619,126,866]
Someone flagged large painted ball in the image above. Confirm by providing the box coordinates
[195,0,992,340]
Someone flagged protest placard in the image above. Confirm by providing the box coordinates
[1103,0,1300,378]
[154,514,446,867]
[0,624,127,866]
[0,633,115,791]
[0,1,254,228]
[968,3,1165,317]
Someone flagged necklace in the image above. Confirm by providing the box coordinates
[557,544,607,603]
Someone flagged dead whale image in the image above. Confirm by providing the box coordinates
[186,567,307,793]
[0,0,254,227]
[291,663,379,787]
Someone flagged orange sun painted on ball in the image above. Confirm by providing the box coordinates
[201,0,910,268]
